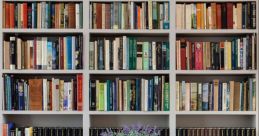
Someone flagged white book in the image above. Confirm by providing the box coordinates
[104,82,107,111]
[243,37,247,70]
[152,42,156,70]
[64,4,68,28]
[164,2,169,23]
[203,3,207,29]
[72,36,76,69]
[89,3,92,29]
[76,4,80,29]
[52,78,60,111]
[222,83,227,111]
[17,38,22,69]
[144,79,149,111]
[130,2,134,29]
[43,79,48,111]
[224,41,228,70]
[148,0,153,29]
[176,81,180,111]
[36,37,42,69]
[181,4,185,29]
[122,36,127,70]
[105,39,110,70]
[41,2,45,28]
[113,38,120,70]
[185,4,192,29]
[41,37,48,69]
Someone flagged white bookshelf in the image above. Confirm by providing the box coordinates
[0,0,258,136]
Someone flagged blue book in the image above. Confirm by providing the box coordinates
[45,3,49,28]
[202,83,209,111]
[240,82,244,111]
[110,3,114,28]
[226,83,230,111]
[52,42,57,69]
[47,41,53,70]
[109,81,114,111]
[66,37,72,69]
[135,79,140,111]
[51,3,55,28]
[149,42,152,70]
[218,82,222,111]
[32,3,35,28]
[18,81,24,110]
[148,79,153,111]
[231,40,235,70]
[113,78,118,111]
[107,80,110,111]
[98,39,104,70]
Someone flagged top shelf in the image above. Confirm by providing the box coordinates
[176,0,257,2]
[3,0,84,2]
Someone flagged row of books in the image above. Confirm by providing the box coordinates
[90,128,169,136]
[3,74,83,111]
[3,35,83,70]
[89,76,169,111]
[176,79,256,111]
[176,35,257,70]
[89,37,170,70]
[3,123,83,136]
[90,2,169,29]
[176,128,255,136]
[3,2,83,29]
[176,2,256,29]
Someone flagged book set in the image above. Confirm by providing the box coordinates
[89,75,169,111]
[89,36,170,70]
[3,2,83,29]
[176,2,256,29]
[176,79,256,111]
[90,1,170,29]
[0,0,258,136]
[3,35,83,70]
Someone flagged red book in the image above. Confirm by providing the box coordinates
[9,3,15,28]
[60,37,64,69]
[195,42,203,70]
[188,42,193,70]
[137,5,141,29]
[105,3,111,29]
[226,3,233,29]
[216,4,222,29]
[77,74,83,111]
[5,3,10,28]
[180,41,186,70]
[23,3,28,28]
[96,3,102,29]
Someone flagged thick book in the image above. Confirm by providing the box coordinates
[29,79,43,110]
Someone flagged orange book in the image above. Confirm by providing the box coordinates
[77,74,83,111]
[200,4,204,29]
[3,124,7,136]
[216,4,222,29]
[29,79,43,110]
[137,5,141,29]
[9,3,15,28]
[196,3,201,29]
[5,3,10,28]
[23,3,28,28]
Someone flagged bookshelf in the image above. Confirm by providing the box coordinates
[0,0,258,136]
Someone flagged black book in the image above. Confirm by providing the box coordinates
[97,38,104,70]
[242,3,247,29]
[78,35,83,69]
[221,3,227,29]
[248,36,252,69]
[73,79,77,110]
[130,80,136,110]
[109,40,114,70]
[214,43,220,70]
[28,5,32,28]
[156,42,162,70]
[10,37,16,69]
[118,37,123,70]
[162,42,167,70]
[219,42,224,70]
[90,80,96,110]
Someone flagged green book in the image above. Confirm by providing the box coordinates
[79,3,83,28]
[164,82,170,111]
[127,80,131,111]
[99,82,104,111]
[142,42,149,70]
[132,38,137,70]
[129,37,132,70]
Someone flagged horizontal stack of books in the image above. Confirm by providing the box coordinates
[3,2,83,29]
[3,123,83,136]
[176,35,257,70]
[90,128,169,136]
[176,78,256,111]
[90,36,169,70]
[176,128,255,136]
[176,2,256,29]
[3,35,83,70]
[90,1,169,29]
[90,75,169,111]
[3,74,83,111]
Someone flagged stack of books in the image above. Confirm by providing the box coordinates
[176,2,256,29]
[90,36,169,70]
[3,74,83,111]
[90,2,169,29]
[176,78,256,111]
[3,2,83,29]
[89,75,169,111]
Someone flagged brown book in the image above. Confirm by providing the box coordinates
[234,82,240,111]
[236,3,242,29]
[213,80,219,111]
[211,3,217,29]
[216,4,222,29]
[29,79,43,110]
[200,4,204,29]
[21,41,25,69]
[226,3,233,29]
[105,3,111,29]
[96,3,102,29]
[229,81,235,111]
[68,3,76,28]
[24,41,28,69]
[196,3,202,29]
[3,41,10,69]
